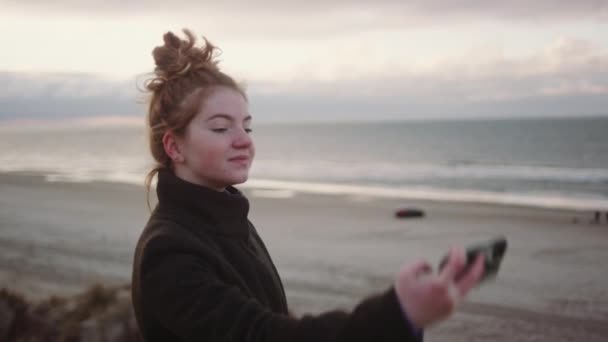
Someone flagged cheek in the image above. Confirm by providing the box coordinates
[197,145,225,167]
[185,136,225,167]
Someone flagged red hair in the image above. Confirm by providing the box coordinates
[143,29,246,206]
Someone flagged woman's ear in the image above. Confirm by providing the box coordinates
[162,131,185,163]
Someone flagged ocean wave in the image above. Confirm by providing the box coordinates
[1,161,607,211]
[243,179,608,211]
[250,160,608,184]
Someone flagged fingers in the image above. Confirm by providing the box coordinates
[404,259,433,278]
[439,246,466,283]
[455,254,485,297]
[400,260,433,279]
[395,250,479,328]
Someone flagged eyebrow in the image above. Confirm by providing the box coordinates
[206,113,252,122]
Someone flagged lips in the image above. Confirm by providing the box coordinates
[229,155,250,162]
[228,156,250,166]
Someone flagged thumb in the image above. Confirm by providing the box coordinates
[439,247,466,283]
[403,259,433,278]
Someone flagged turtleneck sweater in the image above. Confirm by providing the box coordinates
[131,169,421,342]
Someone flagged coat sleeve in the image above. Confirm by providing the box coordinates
[140,236,422,342]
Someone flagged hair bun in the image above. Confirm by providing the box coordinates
[151,29,220,83]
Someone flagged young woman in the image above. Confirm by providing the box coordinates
[131,29,484,342]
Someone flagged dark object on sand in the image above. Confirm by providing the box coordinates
[395,208,425,218]
[591,211,601,224]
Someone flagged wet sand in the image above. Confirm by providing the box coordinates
[1,171,607,341]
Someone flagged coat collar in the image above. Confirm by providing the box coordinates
[156,168,250,238]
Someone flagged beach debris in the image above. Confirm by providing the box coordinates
[0,284,142,341]
[591,211,601,224]
[395,208,426,219]
[588,211,608,224]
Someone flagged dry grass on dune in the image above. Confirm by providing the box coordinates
[0,284,142,342]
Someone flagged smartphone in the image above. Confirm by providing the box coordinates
[439,236,507,284]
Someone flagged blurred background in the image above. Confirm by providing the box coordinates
[1,0,607,209]
[1,1,608,341]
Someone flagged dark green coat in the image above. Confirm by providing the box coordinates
[131,169,419,341]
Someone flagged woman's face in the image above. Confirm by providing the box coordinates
[174,87,254,190]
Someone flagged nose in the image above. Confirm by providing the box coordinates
[232,127,253,149]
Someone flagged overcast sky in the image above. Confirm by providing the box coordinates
[1,0,607,124]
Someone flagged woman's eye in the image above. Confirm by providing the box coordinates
[212,128,228,133]
[245,128,253,133]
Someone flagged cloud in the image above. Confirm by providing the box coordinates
[251,36,608,101]
[0,72,135,99]
[9,0,608,18]
[1,37,607,123]
[0,72,142,120]
[5,1,607,38]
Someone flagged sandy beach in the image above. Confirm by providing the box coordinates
[1,171,607,341]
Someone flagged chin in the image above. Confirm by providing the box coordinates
[228,173,249,186]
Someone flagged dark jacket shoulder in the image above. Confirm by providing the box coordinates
[131,169,420,342]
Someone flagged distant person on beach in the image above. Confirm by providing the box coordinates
[131,29,485,342]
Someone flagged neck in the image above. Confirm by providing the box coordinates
[173,164,225,192]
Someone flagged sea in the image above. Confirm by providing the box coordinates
[1,116,608,211]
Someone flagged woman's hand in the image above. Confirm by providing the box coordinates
[393,247,484,330]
